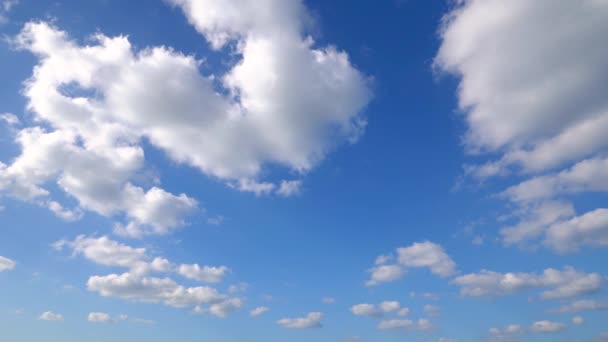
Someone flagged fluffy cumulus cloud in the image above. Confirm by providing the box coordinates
[0,0,370,236]
[366,242,456,286]
[39,311,64,321]
[277,312,322,329]
[436,0,608,251]
[0,256,15,272]
[452,267,602,299]
[54,235,239,317]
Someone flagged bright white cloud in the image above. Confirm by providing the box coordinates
[2,0,370,227]
[277,312,322,329]
[250,306,269,317]
[39,311,63,321]
[366,264,405,286]
[87,272,227,308]
[437,0,608,255]
[367,242,456,286]
[397,242,457,277]
[88,312,113,323]
[452,267,602,299]
[436,0,608,160]
[0,256,15,272]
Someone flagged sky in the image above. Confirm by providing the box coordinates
[0,0,607,341]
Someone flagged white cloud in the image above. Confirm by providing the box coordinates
[0,256,15,272]
[366,242,456,286]
[487,324,523,342]
[437,0,608,254]
[54,235,147,270]
[452,266,602,299]
[545,208,608,253]
[376,318,431,332]
[377,319,412,330]
[351,304,382,318]
[277,312,322,329]
[208,298,242,318]
[500,201,574,246]
[250,306,269,317]
[379,301,401,313]
[276,180,302,197]
[87,272,228,308]
[435,0,608,159]
[529,320,567,333]
[548,299,608,314]
[2,0,370,225]
[366,264,405,286]
[55,235,239,315]
[39,311,63,321]
[397,242,457,277]
[88,312,113,323]
[572,316,584,325]
[178,264,230,283]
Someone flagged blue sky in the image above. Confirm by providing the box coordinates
[1,0,608,341]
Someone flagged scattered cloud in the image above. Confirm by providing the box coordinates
[277,312,322,329]
[88,312,113,323]
[548,299,608,314]
[250,306,269,317]
[0,256,15,272]
[366,241,456,286]
[452,266,602,299]
[39,311,63,321]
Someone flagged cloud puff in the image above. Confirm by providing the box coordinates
[55,235,240,316]
[0,256,15,272]
[88,312,113,323]
[250,306,269,317]
[377,318,431,332]
[87,272,227,307]
[39,311,64,321]
[277,312,322,329]
[178,264,230,283]
[366,242,456,286]
[1,0,370,231]
[351,301,406,318]
[452,266,602,299]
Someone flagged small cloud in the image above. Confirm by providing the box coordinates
[250,306,269,317]
[39,311,64,321]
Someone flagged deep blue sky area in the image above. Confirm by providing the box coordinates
[1,1,607,341]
